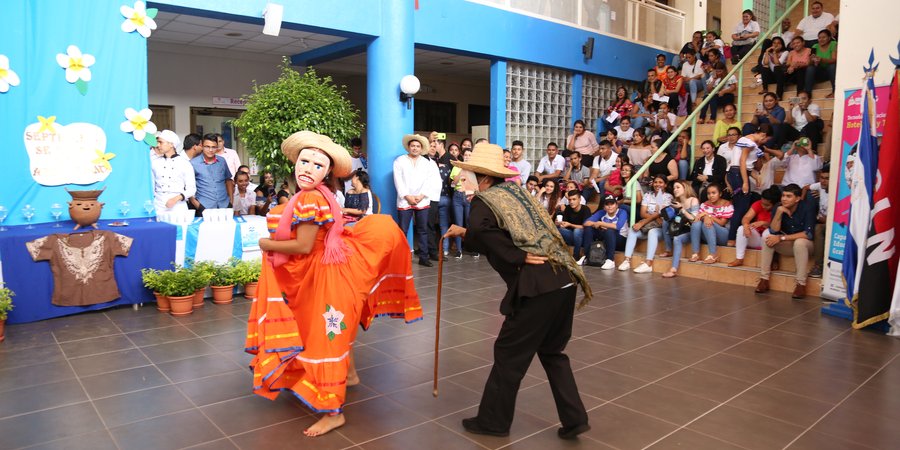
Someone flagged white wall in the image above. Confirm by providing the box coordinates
[148,42,283,135]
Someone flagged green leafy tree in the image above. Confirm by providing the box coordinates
[234,58,363,181]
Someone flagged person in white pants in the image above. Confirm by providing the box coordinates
[728,187,781,267]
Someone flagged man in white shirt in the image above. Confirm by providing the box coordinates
[589,140,618,198]
[795,1,835,47]
[773,139,822,188]
[778,90,824,148]
[151,130,196,213]
[613,117,635,144]
[534,142,566,182]
[680,49,705,106]
[343,137,368,192]
[215,134,242,178]
[394,134,439,267]
[509,140,532,186]
[650,102,677,134]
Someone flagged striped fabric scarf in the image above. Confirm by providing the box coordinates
[476,182,592,309]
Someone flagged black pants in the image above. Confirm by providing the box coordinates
[474,285,588,432]
[398,208,429,262]
[761,66,786,99]
[427,200,440,258]
[776,119,825,149]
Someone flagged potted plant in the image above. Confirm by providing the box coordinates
[188,260,216,308]
[156,269,195,316]
[232,259,261,299]
[210,260,238,304]
[141,268,169,312]
[0,283,14,342]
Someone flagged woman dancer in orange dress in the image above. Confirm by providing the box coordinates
[245,131,422,436]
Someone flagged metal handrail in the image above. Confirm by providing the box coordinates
[625,0,805,226]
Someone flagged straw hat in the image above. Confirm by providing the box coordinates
[451,142,518,178]
[281,131,352,178]
[402,134,429,150]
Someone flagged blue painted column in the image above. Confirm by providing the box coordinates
[366,0,414,220]
[571,72,583,123]
[489,59,507,146]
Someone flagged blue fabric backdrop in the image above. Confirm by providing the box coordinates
[0,0,153,226]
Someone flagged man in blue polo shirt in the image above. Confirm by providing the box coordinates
[755,183,815,298]
[582,194,629,269]
[189,133,233,214]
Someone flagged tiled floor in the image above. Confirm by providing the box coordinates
[2,258,899,450]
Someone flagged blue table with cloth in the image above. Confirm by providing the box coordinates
[0,220,176,324]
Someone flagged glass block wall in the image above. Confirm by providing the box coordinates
[581,75,640,135]
[753,0,790,34]
[505,62,572,165]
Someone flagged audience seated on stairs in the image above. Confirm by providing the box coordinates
[744,93,785,148]
[694,183,734,265]
[777,91,825,148]
[769,138,823,188]
[807,30,837,98]
[618,163,641,217]
[626,129,653,168]
[795,1,835,48]
[690,140,729,202]
[562,151,592,188]
[755,183,816,299]
[661,66,688,116]
[753,19,793,77]
[557,190,592,264]
[613,116,636,145]
[759,37,789,100]
[714,103,742,144]
[752,150,779,194]
[700,31,726,63]
[537,179,561,216]
[604,157,625,198]
[646,136,678,183]
[641,70,663,113]
[589,140,618,197]
[605,129,625,155]
[730,9,761,64]
[729,186,781,267]
[598,86,635,134]
[653,54,672,84]
[699,62,737,124]
[806,168,830,277]
[649,102,678,135]
[559,180,587,211]
[674,31,704,70]
[785,36,812,94]
[620,175,671,274]
[661,180,702,278]
[673,129,692,180]
[583,195,630,270]
[630,93,654,132]
[681,49,706,109]
[725,125,771,243]
[717,126,740,172]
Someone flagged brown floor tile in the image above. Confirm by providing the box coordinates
[59,334,134,359]
[663,328,744,352]
[0,343,65,370]
[140,338,219,364]
[614,383,719,426]
[434,406,554,449]
[26,429,118,450]
[840,384,900,422]
[0,379,87,419]
[389,379,481,420]
[656,368,752,403]
[691,353,781,383]
[361,422,484,450]
[444,365,543,394]
[110,313,180,333]
[701,316,773,339]
[176,371,253,407]
[126,325,197,347]
[0,327,57,349]
[229,416,354,450]
[581,403,679,449]
[688,405,805,450]
[201,329,248,350]
[572,365,647,401]
[645,428,746,450]
[749,328,831,353]
[727,385,833,428]
[723,341,807,368]
[500,426,614,449]
[0,402,105,449]
[564,338,627,365]
[616,318,692,339]
[52,322,121,343]
[435,306,493,325]
[185,317,248,337]
[581,327,661,350]
[403,347,491,379]
[788,353,883,385]
[94,385,194,428]
[67,348,152,378]
[155,353,244,383]
[339,396,430,444]
[514,381,605,424]
[633,339,718,366]
[80,365,170,399]
[355,360,434,394]
[785,430,877,450]
[759,367,860,405]
[109,409,225,450]
[810,405,900,450]
[0,359,75,393]
[182,438,239,449]
[599,352,685,383]
[809,340,899,369]
[201,394,308,436]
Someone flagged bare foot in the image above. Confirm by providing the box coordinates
[304,414,346,437]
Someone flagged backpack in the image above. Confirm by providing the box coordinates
[586,240,608,266]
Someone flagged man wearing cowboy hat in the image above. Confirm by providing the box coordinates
[394,134,441,267]
[444,142,591,440]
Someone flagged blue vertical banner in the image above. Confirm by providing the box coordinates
[0,0,153,226]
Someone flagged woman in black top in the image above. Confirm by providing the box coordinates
[646,138,678,182]
[253,171,277,215]
[689,140,728,202]
[342,169,372,222]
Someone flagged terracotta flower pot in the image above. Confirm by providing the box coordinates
[154,292,170,312]
[193,288,206,308]
[211,285,235,304]
[168,295,193,316]
[243,282,258,299]
[0,319,5,343]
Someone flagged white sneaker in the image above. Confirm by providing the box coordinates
[617,260,631,271]
[600,259,615,270]
[576,256,586,266]
[633,262,653,273]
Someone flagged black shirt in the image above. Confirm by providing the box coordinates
[562,205,591,226]
[770,197,816,239]
[464,196,573,316]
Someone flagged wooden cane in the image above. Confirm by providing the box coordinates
[433,236,445,397]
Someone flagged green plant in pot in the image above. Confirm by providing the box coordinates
[0,283,14,342]
[186,259,216,308]
[154,270,195,316]
[232,259,261,298]
[141,268,170,312]
[210,260,239,304]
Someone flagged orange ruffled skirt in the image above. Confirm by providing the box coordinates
[244,214,422,413]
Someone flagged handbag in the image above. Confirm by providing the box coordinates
[639,218,661,234]
[586,241,607,266]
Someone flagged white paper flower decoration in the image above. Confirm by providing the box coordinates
[0,55,21,93]
[120,107,158,145]
[121,1,158,38]
[56,45,95,95]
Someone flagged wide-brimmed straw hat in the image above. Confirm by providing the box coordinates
[402,134,429,150]
[281,131,352,178]
[451,142,518,178]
